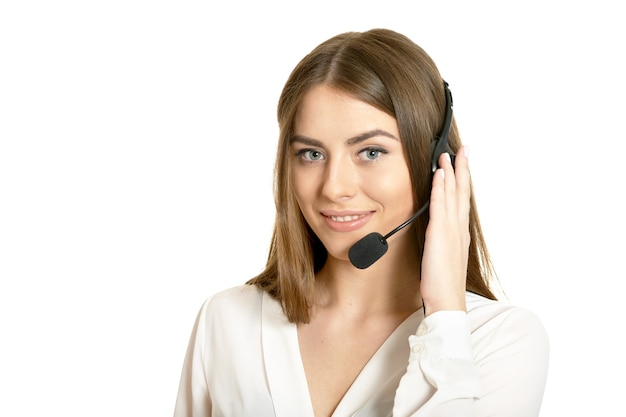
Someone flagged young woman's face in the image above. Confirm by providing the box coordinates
[291,85,416,262]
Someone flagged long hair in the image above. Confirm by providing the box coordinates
[247,28,497,323]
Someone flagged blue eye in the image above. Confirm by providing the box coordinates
[359,147,387,161]
[296,149,325,162]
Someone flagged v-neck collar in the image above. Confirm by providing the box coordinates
[261,292,423,417]
[261,291,314,417]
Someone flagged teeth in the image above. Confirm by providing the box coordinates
[330,215,361,222]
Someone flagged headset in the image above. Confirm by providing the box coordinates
[348,81,456,269]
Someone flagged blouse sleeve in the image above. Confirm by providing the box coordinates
[392,308,549,417]
[173,299,213,417]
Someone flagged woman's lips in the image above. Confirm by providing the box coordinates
[321,211,374,232]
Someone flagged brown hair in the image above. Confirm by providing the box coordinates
[247,28,497,323]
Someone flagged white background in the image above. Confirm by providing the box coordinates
[1,1,624,415]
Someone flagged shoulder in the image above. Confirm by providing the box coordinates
[466,292,546,332]
[197,284,264,326]
[205,284,263,307]
[465,292,549,359]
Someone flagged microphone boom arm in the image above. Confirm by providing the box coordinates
[383,201,429,240]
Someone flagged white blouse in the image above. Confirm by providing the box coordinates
[174,284,549,416]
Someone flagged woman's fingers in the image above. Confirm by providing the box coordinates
[453,146,471,227]
[420,146,472,315]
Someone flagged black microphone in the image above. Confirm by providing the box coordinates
[348,202,430,269]
[348,81,455,269]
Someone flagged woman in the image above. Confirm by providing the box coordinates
[174,28,549,416]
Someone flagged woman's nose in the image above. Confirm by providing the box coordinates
[321,157,358,201]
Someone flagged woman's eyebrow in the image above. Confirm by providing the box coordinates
[290,129,398,146]
[346,129,399,145]
[290,135,323,147]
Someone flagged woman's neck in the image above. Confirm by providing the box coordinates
[313,246,422,320]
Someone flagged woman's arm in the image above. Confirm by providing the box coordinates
[173,299,213,417]
[393,305,549,416]
[394,146,549,415]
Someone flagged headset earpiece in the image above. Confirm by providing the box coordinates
[430,81,456,173]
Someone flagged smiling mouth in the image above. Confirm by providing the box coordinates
[328,214,364,222]
[321,211,373,232]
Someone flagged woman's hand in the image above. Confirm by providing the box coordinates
[420,146,471,315]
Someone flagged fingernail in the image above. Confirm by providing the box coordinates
[439,168,445,179]
[463,145,470,159]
